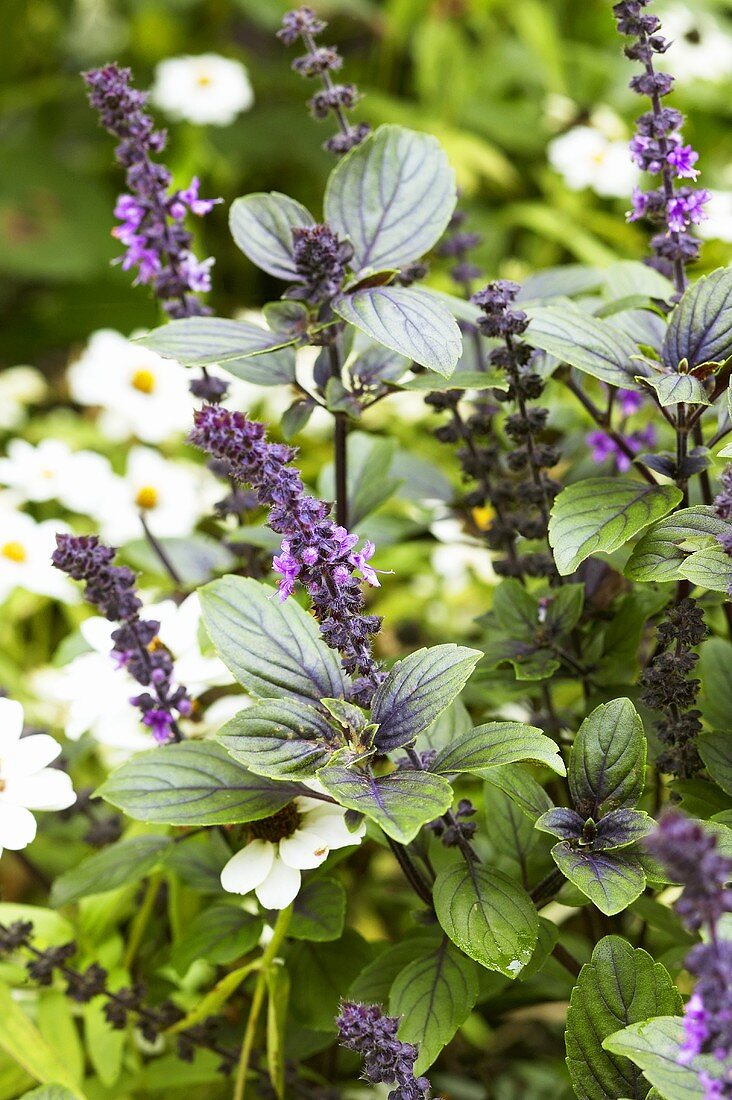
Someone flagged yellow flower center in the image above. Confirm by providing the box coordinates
[1,541,27,563]
[592,150,606,166]
[471,505,495,532]
[131,369,156,394]
[135,485,159,510]
[196,74,213,87]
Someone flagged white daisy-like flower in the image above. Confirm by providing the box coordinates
[656,5,732,83]
[0,698,76,858]
[0,438,119,514]
[547,125,639,198]
[221,797,365,909]
[0,509,77,605]
[0,367,47,431]
[96,446,216,545]
[67,329,193,443]
[698,190,732,243]
[151,54,254,126]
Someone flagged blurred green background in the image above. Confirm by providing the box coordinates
[3,0,732,372]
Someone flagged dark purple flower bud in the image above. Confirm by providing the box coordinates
[289,224,353,304]
[336,1001,434,1098]
[277,6,326,46]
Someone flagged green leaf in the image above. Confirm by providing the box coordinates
[430,722,566,776]
[171,905,263,974]
[216,699,338,780]
[123,535,235,586]
[625,506,728,582]
[139,317,296,384]
[602,261,674,301]
[0,983,86,1098]
[266,963,290,1100]
[549,478,683,576]
[370,644,481,752]
[400,368,507,391]
[566,936,682,1100]
[433,862,538,977]
[289,930,373,1031]
[603,1017,725,1100]
[97,741,299,826]
[200,576,349,703]
[324,124,456,272]
[699,638,732,730]
[526,304,644,389]
[348,934,439,1004]
[641,372,711,407]
[289,878,347,942]
[552,845,646,916]
[36,993,83,1087]
[663,267,732,372]
[333,286,462,376]
[678,544,732,592]
[483,764,554,821]
[50,836,170,907]
[229,192,314,279]
[569,699,646,817]
[318,767,453,843]
[170,962,261,1034]
[389,939,479,1074]
[698,732,732,796]
[19,1089,80,1100]
[319,434,402,527]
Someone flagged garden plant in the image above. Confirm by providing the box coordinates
[1,2,732,1099]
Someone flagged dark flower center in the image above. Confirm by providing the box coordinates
[249,803,302,843]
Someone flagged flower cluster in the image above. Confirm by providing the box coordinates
[278,7,370,155]
[84,64,218,318]
[51,535,191,743]
[646,814,732,1093]
[639,597,706,778]
[611,1,709,287]
[288,224,353,306]
[189,405,383,700]
[587,424,656,472]
[336,1002,434,1099]
[437,208,483,294]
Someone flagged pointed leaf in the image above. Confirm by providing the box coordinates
[641,372,711,407]
[603,1017,725,1100]
[549,478,683,575]
[318,767,453,843]
[678,544,732,592]
[289,878,346,943]
[625,506,728,582]
[0,983,86,1098]
[51,836,170,907]
[171,905,263,973]
[229,192,315,279]
[139,317,296,384]
[430,722,566,776]
[569,698,646,818]
[324,124,456,272]
[663,267,732,372]
[216,699,338,780]
[333,286,462,376]
[526,304,644,389]
[552,845,646,916]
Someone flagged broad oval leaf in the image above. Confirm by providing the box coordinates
[430,721,566,777]
[433,863,538,977]
[0,983,86,1099]
[526,303,644,389]
[566,936,682,1100]
[678,544,732,593]
[97,741,300,826]
[569,698,646,818]
[229,192,315,280]
[370,644,481,752]
[332,287,463,377]
[216,698,338,780]
[663,267,732,372]
[603,1017,724,1100]
[200,576,350,703]
[625,506,728,583]
[317,766,453,843]
[289,877,346,942]
[140,317,296,385]
[50,836,170,907]
[552,845,646,916]
[324,124,456,272]
[548,478,683,576]
[389,939,479,1074]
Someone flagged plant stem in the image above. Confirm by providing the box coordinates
[385,835,435,907]
[234,904,293,1100]
[123,872,162,971]
[139,512,184,588]
[327,341,349,527]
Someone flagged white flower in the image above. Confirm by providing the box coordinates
[0,509,77,605]
[0,368,47,431]
[698,190,732,243]
[0,438,119,514]
[656,5,732,83]
[0,699,75,858]
[67,330,193,443]
[96,446,216,545]
[221,797,365,909]
[548,125,639,198]
[151,54,254,126]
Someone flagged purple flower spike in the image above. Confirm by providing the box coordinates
[189,405,384,702]
[336,1001,434,1099]
[84,63,219,318]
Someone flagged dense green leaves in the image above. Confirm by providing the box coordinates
[566,937,682,1100]
[139,316,296,384]
[318,767,453,843]
[171,905,263,973]
[389,939,479,1074]
[433,863,538,977]
[625,506,728,582]
[549,478,682,575]
[698,732,732,796]
[229,192,314,279]
[662,266,732,372]
[200,576,349,703]
[289,878,347,942]
[0,984,85,1099]
[569,699,646,818]
[641,372,711,407]
[370,644,481,751]
[216,699,338,779]
[429,721,566,776]
[324,125,456,273]
[51,836,170,907]
[97,741,299,826]
[526,303,644,389]
[678,544,732,592]
[332,286,462,376]
[604,1018,724,1100]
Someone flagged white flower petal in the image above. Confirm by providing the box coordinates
[0,698,24,749]
[0,802,37,850]
[220,839,275,895]
[301,805,365,848]
[278,828,330,870]
[255,856,301,910]
[4,768,75,811]
[2,734,61,778]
